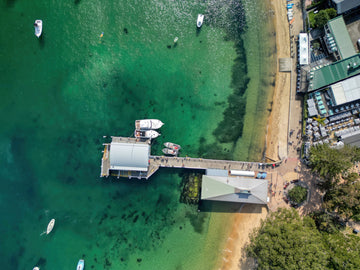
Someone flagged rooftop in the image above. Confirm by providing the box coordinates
[201,175,268,205]
[299,33,309,66]
[332,0,360,14]
[308,53,360,92]
[109,140,150,172]
[327,16,356,60]
[331,74,360,106]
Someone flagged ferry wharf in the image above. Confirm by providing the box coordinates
[101,136,281,179]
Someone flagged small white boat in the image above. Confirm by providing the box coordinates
[164,142,181,150]
[46,219,55,234]
[135,119,164,130]
[197,14,204,28]
[162,148,178,156]
[174,37,178,43]
[33,267,40,270]
[134,130,160,139]
[34,20,43,38]
[77,259,84,270]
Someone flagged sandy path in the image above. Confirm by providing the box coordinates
[265,0,291,162]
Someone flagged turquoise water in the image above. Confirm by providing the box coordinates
[0,0,275,269]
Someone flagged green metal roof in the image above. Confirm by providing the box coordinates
[328,16,356,59]
[308,54,360,92]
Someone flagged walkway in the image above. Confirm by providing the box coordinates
[146,156,282,178]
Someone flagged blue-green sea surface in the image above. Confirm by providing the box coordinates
[0,0,275,269]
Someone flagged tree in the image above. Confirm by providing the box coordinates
[288,185,307,204]
[313,8,337,28]
[327,8,337,19]
[314,10,330,28]
[325,232,360,269]
[309,144,355,187]
[323,173,360,221]
[247,208,329,270]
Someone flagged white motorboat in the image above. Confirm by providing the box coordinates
[46,219,55,234]
[77,259,84,270]
[162,148,178,156]
[164,142,181,150]
[135,119,164,130]
[34,20,43,38]
[174,37,178,43]
[134,130,160,139]
[33,267,40,270]
[197,14,204,28]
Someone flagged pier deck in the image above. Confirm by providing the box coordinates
[146,156,280,178]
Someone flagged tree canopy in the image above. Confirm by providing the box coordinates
[247,209,360,269]
[247,208,329,270]
[313,8,337,28]
[309,144,359,185]
[323,172,360,221]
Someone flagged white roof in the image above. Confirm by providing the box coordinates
[299,33,309,65]
[331,75,360,106]
[109,142,150,172]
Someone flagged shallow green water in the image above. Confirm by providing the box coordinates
[0,0,275,269]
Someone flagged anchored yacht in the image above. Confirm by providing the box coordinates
[197,14,204,28]
[46,219,55,234]
[77,259,84,270]
[34,20,42,38]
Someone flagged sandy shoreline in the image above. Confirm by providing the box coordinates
[217,0,296,268]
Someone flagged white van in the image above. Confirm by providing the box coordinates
[358,38,360,49]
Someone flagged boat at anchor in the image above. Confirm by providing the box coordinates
[197,14,204,28]
[135,119,164,130]
[77,259,84,270]
[134,130,160,139]
[34,20,42,38]
[46,219,55,234]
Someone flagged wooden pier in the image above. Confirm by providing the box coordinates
[146,155,281,179]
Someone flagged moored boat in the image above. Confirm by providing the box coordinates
[46,219,55,234]
[77,259,84,270]
[134,130,160,139]
[34,20,43,38]
[33,267,40,270]
[164,142,181,150]
[197,14,204,28]
[162,148,178,156]
[135,119,164,130]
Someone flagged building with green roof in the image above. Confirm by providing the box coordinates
[324,16,356,61]
[308,53,360,92]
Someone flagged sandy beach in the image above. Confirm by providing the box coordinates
[217,0,298,268]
